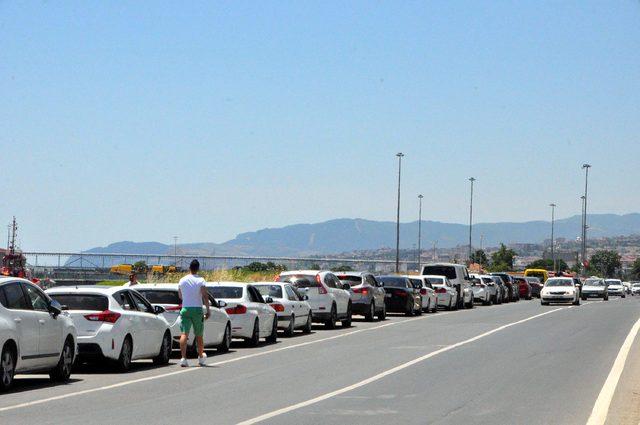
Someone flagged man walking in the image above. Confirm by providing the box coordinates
[178,259,210,367]
[123,273,138,287]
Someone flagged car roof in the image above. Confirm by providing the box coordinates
[135,283,179,290]
[46,285,125,295]
[423,262,463,268]
[420,275,446,279]
[0,277,33,285]
[280,270,327,275]
[205,281,249,288]
[253,281,285,286]
[334,271,366,277]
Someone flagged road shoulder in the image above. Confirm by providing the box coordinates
[606,320,640,425]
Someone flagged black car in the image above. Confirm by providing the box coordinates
[526,276,544,298]
[377,276,422,316]
[491,273,519,302]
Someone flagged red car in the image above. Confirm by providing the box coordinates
[513,276,532,300]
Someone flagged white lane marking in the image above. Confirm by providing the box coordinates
[237,307,566,425]
[586,315,640,425]
[0,310,460,413]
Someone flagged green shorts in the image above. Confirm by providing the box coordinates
[180,307,204,337]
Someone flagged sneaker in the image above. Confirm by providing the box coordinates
[198,353,207,367]
[179,358,189,367]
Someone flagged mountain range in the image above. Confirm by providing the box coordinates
[80,213,640,258]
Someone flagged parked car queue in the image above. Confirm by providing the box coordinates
[0,265,623,391]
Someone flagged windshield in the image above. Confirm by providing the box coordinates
[605,280,622,286]
[545,279,572,287]
[254,284,283,298]
[337,275,362,286]
[422,266,456,280]
[137,289,180,304]
[49,294,108,311]
[378,276,407,288]
[426,277,445,286]
[207,286,243,299]
[584,279,604,286]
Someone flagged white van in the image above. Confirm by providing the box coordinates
[421,263,474,309]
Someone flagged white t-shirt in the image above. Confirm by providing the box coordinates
[123,281,137,287]
[178,274,206,307]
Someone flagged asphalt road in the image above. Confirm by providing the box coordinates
[1,296,639,425]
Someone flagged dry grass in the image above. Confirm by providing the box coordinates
[145,269,280,284]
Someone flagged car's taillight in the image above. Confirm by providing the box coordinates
[225,305,248,315]
[435,288,447,294]
[394,290,407,297]
[165,305,182,311]
[84,310,121,323]
[420,288,427,295]
[352,287,368,295]
[270,303,285,312]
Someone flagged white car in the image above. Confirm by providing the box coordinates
[136,284,232,353]
[605,279,625,298]
[580,277,608,301]
[540,278,580,306]
[421,275,458,310]
[421,263,474,308]
[632,283,640,296]
[0,278,77,391]
[278,271,352,329]
[46,286,172,371]
[254,282,313,336]
[407,276,438,313]
[205,282,277,346]
[470,274,496,305]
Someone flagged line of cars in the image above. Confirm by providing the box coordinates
[0,264,629,391]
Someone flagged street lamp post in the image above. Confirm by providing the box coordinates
[395,153,404,273]
[581,164,591,273]
[173,236,178,267]
[417,194,423,272]
[549,203,556,272]
[468,177,476,262]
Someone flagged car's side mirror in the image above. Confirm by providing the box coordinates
[217,300,227,308]
[342,283,350,290]
[48,300,62,317]
[153,305,166,315]
[265,297,274,303]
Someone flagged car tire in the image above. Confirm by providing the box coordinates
[342,303,352,327]
[0,343,16,391]
[416,300,423,316]
[303,312,313,333]
[50,337,74,382]
[266,316,278,344]
[406,302,415,316]
[248,319,260,347]
[116,336,133,372]
[622,294,626,298]
[445,298,452,311]
[541,301,549,306]
[284,315,295,337]
[217,323,231,353]
[325,305,337,330]
[466,296,474,309]
[377,304,387,321]
[581,295,587,300]
[423,299,429,314]
[152,332,172,366]
[365,302,375,322]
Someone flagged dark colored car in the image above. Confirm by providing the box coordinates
[377,275,422,316]
[491,273,519,302]
[526,277,543,298]
[337,272,386,321]
[513,276,532,300]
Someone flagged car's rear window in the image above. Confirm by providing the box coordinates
[526,277,541,284]
[426,277,444,285]
[605,280,622,285]
[337,275,362,286]
[378,276,407,288]
[137,290,180,305]
[49,294,109,311]
[279,275,320,288]
[207,286,243,299]
[422,266,456,280]
[254,284,283,298]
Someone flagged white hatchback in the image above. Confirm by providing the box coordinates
[205,282,277,346]
[254,282,313,336]
[407,276,438,313]
[136,284,232,354]
[47,286,172,371]
[420,275,458,310]
[1,278,77,391]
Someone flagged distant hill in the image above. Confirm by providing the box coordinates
[74,214,640,262]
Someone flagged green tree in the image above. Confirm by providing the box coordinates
[309,263,321,270]
[335,265,354,272]
[526,258,569,272]
[490,244,517,271]
[631,258,640,280]
[133,260,148,273]
[244,262,268,272]
[470,249,488,266]
[589,250,622,278]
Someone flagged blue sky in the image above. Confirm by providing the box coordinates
[1,1,639,251]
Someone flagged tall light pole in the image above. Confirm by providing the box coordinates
[417,194,423,271]
[395,153,404,272]
[581,164,591,273]
[549,203,556,272]
[468,177,476,262]
[173,236,178,266]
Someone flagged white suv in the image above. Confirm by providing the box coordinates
[278,271,352,329]
[0,277,77,391]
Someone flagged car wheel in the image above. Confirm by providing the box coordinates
[423,299,430,314]
[416,300,423,316]
[0,344,16,391]
[452,296,459,310]
[325,305,337,329]
[217,323,231,353]
[247,319,260,347]
[365,302,375,322]
[445,298,452,311]
[406,301,415,316]
[50,337,75,382]
[303,312,313,333]
[153,332,172,365]
[581,295,587,301]
[116,336,133,372]
[284,315,295,337]
[266,316,278,344]
[377,304,387,321]
[541,301,549,306]
[466,295,474,309]
[622,294,626,298]
[342,303,353,327]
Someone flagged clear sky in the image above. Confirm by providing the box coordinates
[1,1,639,251]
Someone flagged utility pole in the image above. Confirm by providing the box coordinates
[395,153,404,273]
[432,240,437,261]
[468,177,476,262]
[417,194,423,272]
[550,203,556,272]
[581,164,591,274]
[173,236,178,267]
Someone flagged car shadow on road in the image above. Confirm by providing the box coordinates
[5,377,83,395]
